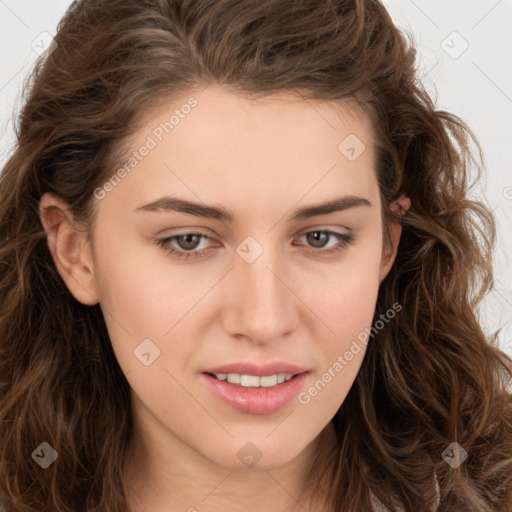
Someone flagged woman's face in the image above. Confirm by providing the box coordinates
[45,85,403,470]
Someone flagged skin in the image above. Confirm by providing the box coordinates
[39,85,410,512]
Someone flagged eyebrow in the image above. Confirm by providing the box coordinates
[133,195,373,223]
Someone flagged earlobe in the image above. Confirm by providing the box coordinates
[38,193,99,306]
[378,196,411,283]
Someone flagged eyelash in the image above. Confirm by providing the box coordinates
[155,229,355,261]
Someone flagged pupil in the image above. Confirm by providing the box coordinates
[179,234,200,250]
[307,231,327,248]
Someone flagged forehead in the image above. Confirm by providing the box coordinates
[96,85,379,224]
[128,84,374,160]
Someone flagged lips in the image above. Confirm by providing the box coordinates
[202,361,308,377]
[200,361,310,414]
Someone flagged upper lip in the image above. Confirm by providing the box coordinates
[202,362,309,377]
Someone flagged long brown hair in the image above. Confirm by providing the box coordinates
[1,0,511,510]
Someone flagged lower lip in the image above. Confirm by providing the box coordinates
[201,372,309,414]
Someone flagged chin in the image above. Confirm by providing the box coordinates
[204,438,307,471]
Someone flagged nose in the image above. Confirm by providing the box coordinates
[220,250,299,346]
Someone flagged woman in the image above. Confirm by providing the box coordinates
[0,0,511,511]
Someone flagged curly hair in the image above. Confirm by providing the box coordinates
[0,0,511,510]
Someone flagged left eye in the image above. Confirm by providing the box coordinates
[158,233,212,256]
[155,229,354,260]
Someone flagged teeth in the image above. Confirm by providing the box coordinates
[215,373,294,387]
[241,374,260,387]
[259,375,277,387]
[227,373,241,384]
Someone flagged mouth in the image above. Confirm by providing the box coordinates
[203,371,301,388]
[200,370,309,415]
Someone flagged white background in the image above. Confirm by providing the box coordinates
[1,0,511,357]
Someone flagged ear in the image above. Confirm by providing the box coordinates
[39,192,99,305]
[378,196,411,284]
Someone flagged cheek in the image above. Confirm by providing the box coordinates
[296,257,381,414]
[94,226,193,325]
[91,232,185,368]
[306,235,382,338]
[315,269,379,379]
